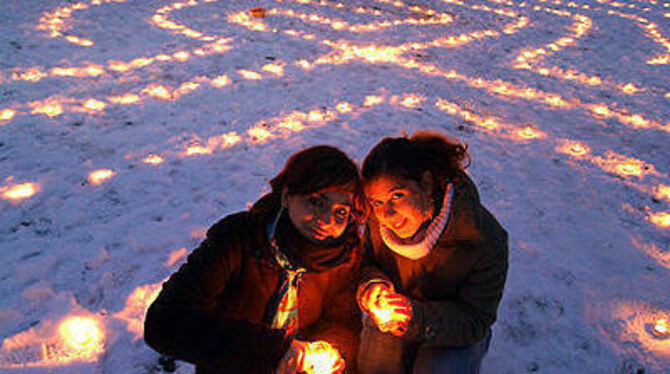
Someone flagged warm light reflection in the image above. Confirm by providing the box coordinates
[364,95,384,107]
[301,341,342,374]
[0,109,16,121]
[88,169,115,186]
[592,151,656,178]
[262,63,284,76]
[239,70,263,80]
[58,317,102,352]
[336,102,352,113]
[211,75,231,88]
[166,248,188,267]
[557,141,590,158]
[108,94,140,105]
[1,182,39,201]
[113,282,163,340]
[656,185,670,201]
[82,99,106,112]
[142,84,172,100]
[142,154,164,165]
[648,212,670,228]
[517,126,545,139]
[653,318,668,337]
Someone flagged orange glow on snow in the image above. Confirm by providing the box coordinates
[262,63,284,76]
[653,318,668,336]
[517,126,544,139]
[649,212,670,228]
[211,75,231,88]
[0,109,16,121]
[108,94,140,105]
[88,169,115,185]
[557,141,590,158]
[142,84,172,100]
[58,317,102,353]
[656,185,670,201]
[239,70,263,80]
[31,100,64,117]
[336,102,353,113]
[1,182,39,201]
[113,282,163,340]
[364,95,384,107]
[142,154,164,165]
[82,99,106,112]
[166,248,188,267]
[248,126,273,143]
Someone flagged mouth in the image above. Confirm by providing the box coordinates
[389,218,407,231]
[309,225,330,239]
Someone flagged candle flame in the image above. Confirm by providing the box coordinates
[649,212,670,228]
[142,154,164,165]
[211,75,231,88]
[653,318,668,336]
[0,108,16,121]
[82,99,106,112]
[1,182,39,201]
[58,317,102,352]
[88,169,115,186]
[239,70,263,80]
[301,341,342,374]
[336,102,353,113]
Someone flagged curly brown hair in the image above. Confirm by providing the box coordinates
[361,131,470,208]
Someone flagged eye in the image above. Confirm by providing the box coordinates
[308,196,324,209]
[334,207,350,222]
[391,192,404,200]
[371,200,383,208]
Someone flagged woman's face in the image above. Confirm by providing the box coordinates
[365,173,433,239]
[282,187,354,243]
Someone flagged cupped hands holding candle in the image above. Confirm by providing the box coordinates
[276,340,345,374]
[360,282,413,336]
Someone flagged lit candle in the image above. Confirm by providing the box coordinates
[653,318,668,337]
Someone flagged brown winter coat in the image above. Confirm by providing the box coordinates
[359,171,508,348]
[144,195,362,374]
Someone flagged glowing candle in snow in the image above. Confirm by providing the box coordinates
[517,126,541,139]
[88,169,115,185]
[143,154,164,165]
[83,99,106,112]
[653,318,668,337]
[648,212,670,228]
[58,317,102,352]
[2,182,39,201]
[0,108,16,121]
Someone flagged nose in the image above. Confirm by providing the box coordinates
[381,202,396,220]
[316,208,333,226]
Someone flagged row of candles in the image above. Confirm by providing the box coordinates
[2,88,669,227]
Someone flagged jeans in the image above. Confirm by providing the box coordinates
[358,318,492,374]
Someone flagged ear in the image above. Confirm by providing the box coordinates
[420,171,433,195]
[280,187,290,208]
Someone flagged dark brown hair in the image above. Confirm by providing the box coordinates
[269,145,366,224]
[361,131,470,205]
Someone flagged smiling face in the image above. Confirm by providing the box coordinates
[282,187,354,243]
[365,173,434,239]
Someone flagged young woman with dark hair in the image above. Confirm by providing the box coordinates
[356,132,508,374]
[144,146,365,374]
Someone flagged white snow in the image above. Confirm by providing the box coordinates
[0,0,668,372]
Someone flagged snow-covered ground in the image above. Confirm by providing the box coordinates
[0,0,668,372]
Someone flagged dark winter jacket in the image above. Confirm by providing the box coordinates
[358,171,508,348]
[144,194,363,374]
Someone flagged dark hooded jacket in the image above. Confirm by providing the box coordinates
[144,194,362,373]
[358,171,508,348]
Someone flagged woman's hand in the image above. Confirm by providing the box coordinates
[276,339,307,374]
[361,283,413,336]
[380,292,412,337]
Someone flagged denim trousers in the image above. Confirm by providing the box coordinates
[358,318,492,374]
